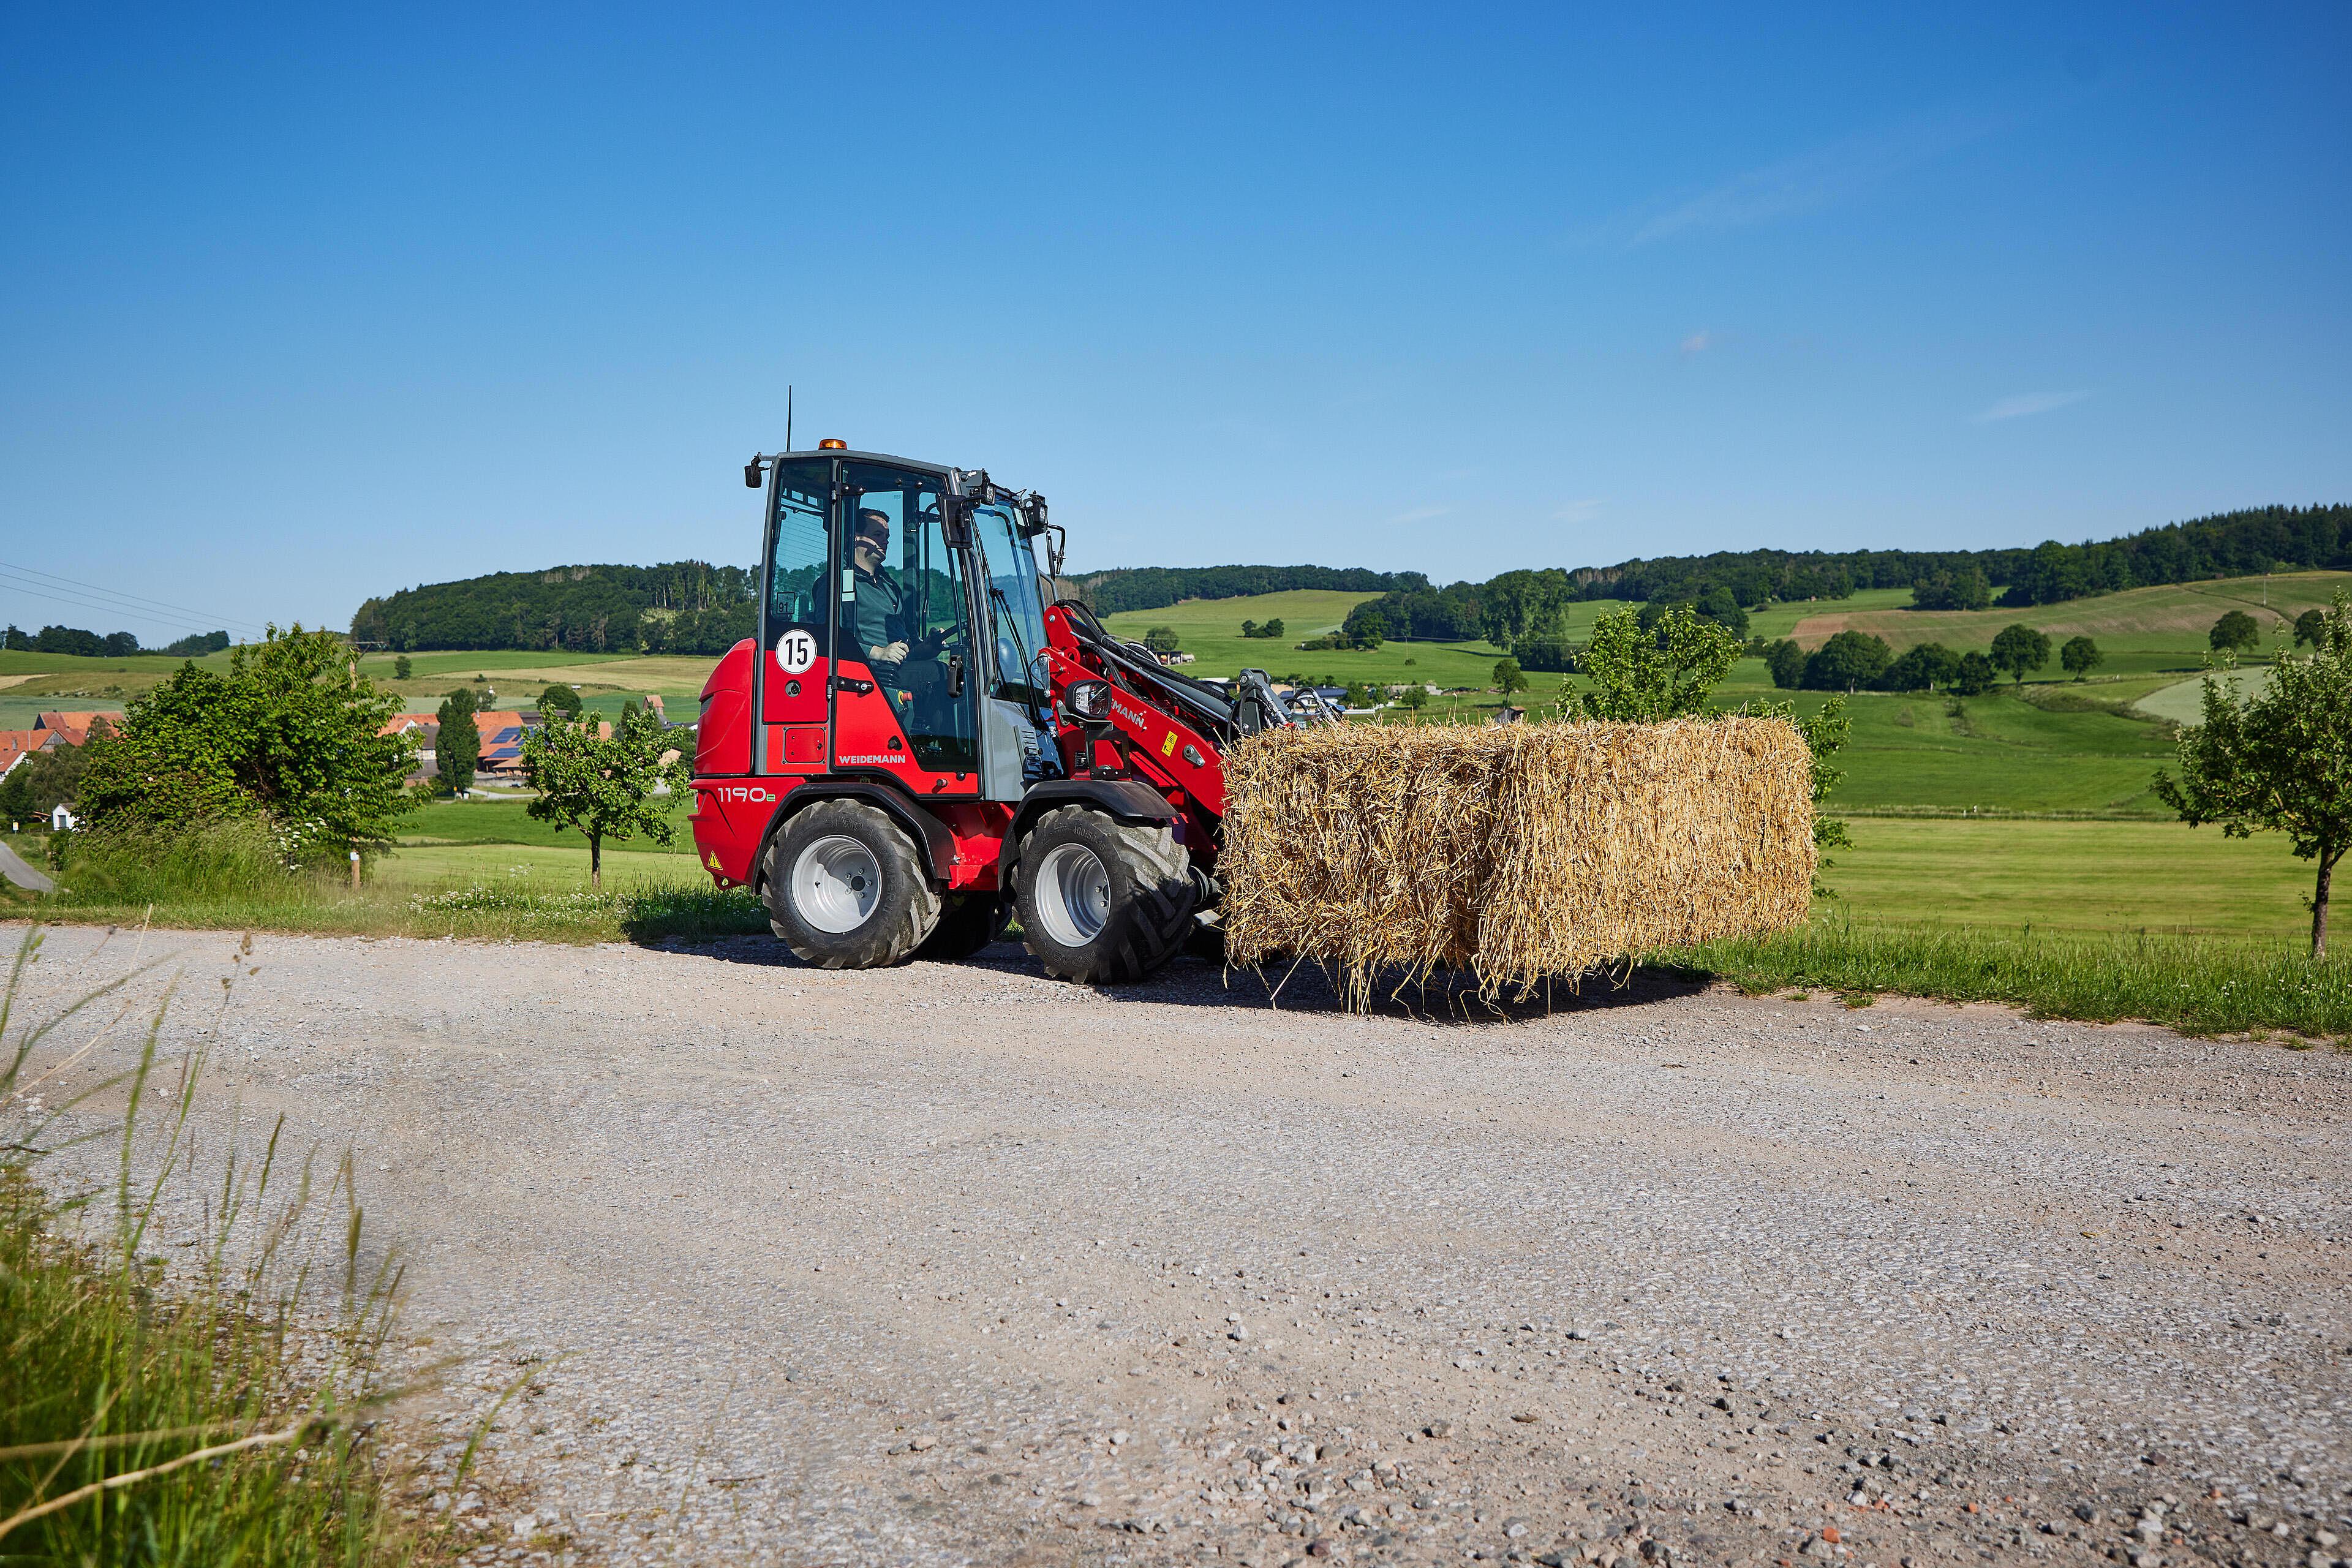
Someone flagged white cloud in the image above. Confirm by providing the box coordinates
[1973,390,2089,423]
[1679,331,1714,355]
[1572,106,2014,249]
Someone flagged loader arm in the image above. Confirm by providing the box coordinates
[1041,601,1231,822]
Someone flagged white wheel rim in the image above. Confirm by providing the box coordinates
[1033,842,1111,948]
[791,835,883,934]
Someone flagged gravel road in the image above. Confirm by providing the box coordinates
[9,922,2350,1568]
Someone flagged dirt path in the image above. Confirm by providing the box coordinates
[12,924,2349,1567]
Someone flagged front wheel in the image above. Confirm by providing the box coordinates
[761,799,940,968]
[1014,805,1196,985]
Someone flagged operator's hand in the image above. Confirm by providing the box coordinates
[873,641,909,665]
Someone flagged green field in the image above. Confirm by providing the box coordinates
[1828,817,2314,938]
[0,645,720,723]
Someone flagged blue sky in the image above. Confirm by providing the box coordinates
[2,3,2346,642]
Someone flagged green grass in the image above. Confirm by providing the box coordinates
[1670,920,2351,1044]
[0,933,432,1565]
[1825,817,2319,938]
[7,818,761,943]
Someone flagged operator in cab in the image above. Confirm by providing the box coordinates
[849,508,909,680]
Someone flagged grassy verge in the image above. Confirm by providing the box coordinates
[7,822,766,944]
[1,933,434,1563]
[1667,918,2351,1044]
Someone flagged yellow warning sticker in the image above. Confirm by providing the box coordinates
[1161,731,1178,756]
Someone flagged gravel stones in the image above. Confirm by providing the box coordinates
[17,924,2350,1568]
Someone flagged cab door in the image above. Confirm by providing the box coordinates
[831,461,981,797]
[757,458,836,772]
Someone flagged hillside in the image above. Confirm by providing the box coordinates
[1786,570,2350,674]
[348,561,755,654]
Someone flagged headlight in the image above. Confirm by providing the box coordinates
[1063,680,1114,723]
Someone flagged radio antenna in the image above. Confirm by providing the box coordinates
[786,385,793,453]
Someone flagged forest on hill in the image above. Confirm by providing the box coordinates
[347,562,756,654]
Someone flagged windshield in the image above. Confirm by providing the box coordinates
[973,503,1051,710]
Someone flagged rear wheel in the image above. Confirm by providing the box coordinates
[916,892,1008,962]
[1014,805,1195,984]
[762,799,940,968]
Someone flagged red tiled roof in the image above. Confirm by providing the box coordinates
[32,710,123,746]
[0,729,59,774]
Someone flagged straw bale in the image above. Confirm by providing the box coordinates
[1220,717,1814,1004]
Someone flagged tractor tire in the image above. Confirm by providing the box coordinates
[1014,805,1196,985]
[761,799,940,969]
[916,892,1008,962]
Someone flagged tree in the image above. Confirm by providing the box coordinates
[436,687,481,795]
[1399,685,1429,715]
[2209,610,2260,654]
[102,631,141,657]
[1989,624,2052,685]
[164,630,230,657]
[1801,631,1893,692]
[2060,636,2103,680]
[1692,584,1750,638]
[1,625,28,651]
[1343,680,1373,709]
[1350,611,1387,649]
[1240,619,1259,638]
[520,704,692,891]
[1881,641,1961,693]
[1493,658,1529,698]
[1262,617,1284,639]
[1910,567,1992,611]
[1476,569,1574,649]
[2295,608,2326,647]
[0,737,95,824]
[1143,626,1180,654]
[540,682,584,719]
[2154,592,2352,957]
[75,625,416,859]
[32,625,105,658]
[1953,651,1997,696]
[1764,639,1806,690]
[1577,604,1741,721]
[394,654,413,679]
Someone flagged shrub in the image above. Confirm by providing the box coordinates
[75,627,415,859]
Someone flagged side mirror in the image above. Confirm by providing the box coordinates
[941,496,974,547]
[744,458,764,489]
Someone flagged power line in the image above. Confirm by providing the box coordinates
[0,578,236,639]
[0,560,270,638]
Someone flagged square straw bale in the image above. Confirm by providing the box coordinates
[1219,717,1814,1004]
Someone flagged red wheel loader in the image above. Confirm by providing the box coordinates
[690,442,1320,982]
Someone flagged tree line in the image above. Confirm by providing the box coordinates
[1067,564,1421,617]
[1329,503,2350,660]
[3,625,231,658]
[347,562,758,653]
